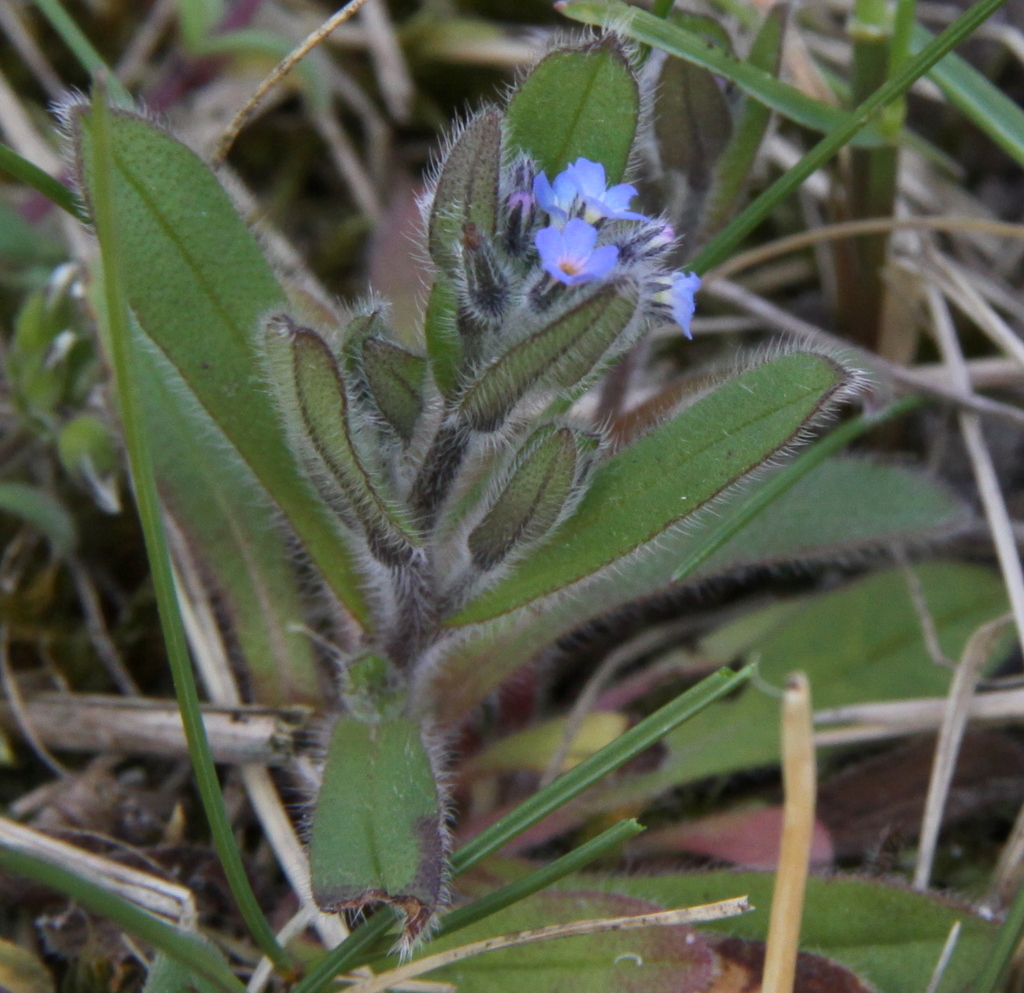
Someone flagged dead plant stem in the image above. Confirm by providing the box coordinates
[762,673,815,993]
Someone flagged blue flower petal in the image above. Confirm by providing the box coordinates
[561,217,598,255]
[670,271,701,339]
[582,244,619,280]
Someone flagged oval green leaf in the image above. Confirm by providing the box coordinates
[505,39,639,183]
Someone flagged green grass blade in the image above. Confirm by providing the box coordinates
[31,0,132,105]
[0,845,245,993]
[911,23,1024,169]
[83,82,290,972]
[689,0,1010,273]
[433,819,644,942]
[292,667,748,992]
[0,142,88,221]
[451,665,750,872]
[560,0,880,144]
[672,398,920,581]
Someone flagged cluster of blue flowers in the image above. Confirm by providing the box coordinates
[528,157,701,338]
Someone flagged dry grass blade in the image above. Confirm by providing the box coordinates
[927,254,1024,371]
[925,283,1024,651]
[814,687,1024,746]
[704,278,1024,428]
[762,673,815,993]
[343,898,752,993]
[69,558,140,696]
[0,816,197,925]
[924,920,962,993]
[358,0,414,122]
[0,627,68,778]
[0,3,63,99]
[212,0,375,166]
[914,613,1013,890]
[312,110,382,221]
[894,548,956,671]
[704,216,1024,286]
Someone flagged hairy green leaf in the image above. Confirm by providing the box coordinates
[310,716,447,943]
[435,353,852,719]
[72,108,371,626]
[458,353,847,622]
[505,40,639,183]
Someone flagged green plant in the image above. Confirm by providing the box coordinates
[1,0,1021,990]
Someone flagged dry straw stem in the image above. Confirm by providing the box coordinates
[894,548,956,671]
[0,3,63,99]
[0,816,197,925]
[927,253,1024,371]
[925,282,1024,655]
[704,278,1024,429]
[358,0,414,122]
[212,0,374,166]
[762,673,815,993]
[0,692,309,765]
[914,613,1013,890]
[343,898,752,993]
[813,686,1024,746]
[989,783,1024,909]
[70,558,140,695]
[923,920,962,993]
[703,216,1024,286]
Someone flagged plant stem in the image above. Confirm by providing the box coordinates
[834,0,900,349]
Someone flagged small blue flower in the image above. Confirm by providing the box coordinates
[533,158,649,226]
[535,218,619,285]
[532,170,576,225]
[657,271,701,339]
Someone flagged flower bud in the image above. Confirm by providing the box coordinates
[359,337,427,443]
[428,110,502,277]
[469,426,581,570]
[457,285,637,432]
